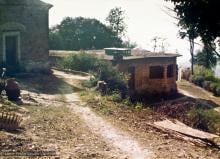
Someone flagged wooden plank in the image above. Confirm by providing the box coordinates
[154,119,219,140]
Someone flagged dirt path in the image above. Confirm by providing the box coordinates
[65,95,151,159]
[4,69,151,159]
[178,80,220,112]
[4,71,220,158]
[55,70,152,159]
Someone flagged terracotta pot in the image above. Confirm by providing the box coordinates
[5,78,21,101]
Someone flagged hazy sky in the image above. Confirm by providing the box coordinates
[43,0,200,66]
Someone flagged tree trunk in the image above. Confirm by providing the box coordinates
[190,38,195,75]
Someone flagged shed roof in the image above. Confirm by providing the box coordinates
[49,49,181,60]
[104,48,131,51]
[103,49,181,61]
[0,0,52,8]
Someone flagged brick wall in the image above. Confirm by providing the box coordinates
[117,57,177,94]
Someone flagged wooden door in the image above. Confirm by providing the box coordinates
[5,36,18,73]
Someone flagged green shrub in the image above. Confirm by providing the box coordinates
[111,91,123,102]
[215,86,220,96]
[205,75,218,82]
[79,91,88,96]
[188,108,220,133]
[194,65,215,79]
[194,65,220,83]
[191,75,205,86]
[82,77,99,88]
[122,98,133,106]
[201,81,220,95]
[61,51,98,72]
[192,65,220,97]
[202,81,212,90]
[60,52,128,95]
[135,102,144,110]
[209,82,218,92]
[95,60,128,96]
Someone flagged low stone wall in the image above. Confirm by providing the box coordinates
[23,61,50,73]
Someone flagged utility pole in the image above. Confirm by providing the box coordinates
[152,37,158,52]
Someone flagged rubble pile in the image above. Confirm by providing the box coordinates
[155,97,197,119]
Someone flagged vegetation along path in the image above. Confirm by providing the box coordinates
[178,80,220,113]
[4,70,219,158]
[55,70,152,159]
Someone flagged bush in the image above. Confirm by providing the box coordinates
[95,60,128,96]
[61,51,98,72]
[194,65,220,83]
[193,65,220,96]
[191,75,205,86]
[205,75,218,82]
[122,98,133,106]
[202,81,212,90]
[61,52,128,95]
[209,82,218,92]
[215,86,220,96]
[188,108,220,133]
[111,91,123,102]
[135,102,144,110]
[82,77,99,88]
[194,65,215,80]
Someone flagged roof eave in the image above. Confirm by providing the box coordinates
[47,4,53,9]
[39,0,53,9]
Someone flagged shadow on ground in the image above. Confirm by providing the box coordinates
[17,73,83,95]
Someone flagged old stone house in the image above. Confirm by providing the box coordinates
[104,48,181,96]
[0,0,52,74]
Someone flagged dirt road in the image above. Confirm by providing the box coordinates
[55,70,152,159]
[14,70,151,159]
[1,71,220,159]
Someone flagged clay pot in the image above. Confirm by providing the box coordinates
[5,78,21,101]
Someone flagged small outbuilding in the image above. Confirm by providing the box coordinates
[104,48,181,96]
[0,0,52,74]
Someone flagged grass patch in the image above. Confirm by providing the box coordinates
[24,105,81,141]
[81,90,153,116]
[0,98,22,114]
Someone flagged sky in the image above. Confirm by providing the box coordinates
[42,0,201,66]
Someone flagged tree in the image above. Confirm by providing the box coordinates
[122,40,137,49]
[49,26,64,50]
[165,0,220,56]
[195,44,218,69]
[179,25,198,74]
[106,7,127,38]
[49,17,123,50]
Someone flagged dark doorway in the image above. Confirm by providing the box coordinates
[128,66,135,90]
[5,36,19,73]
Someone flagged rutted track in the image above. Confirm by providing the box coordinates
[54,69,152,159]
